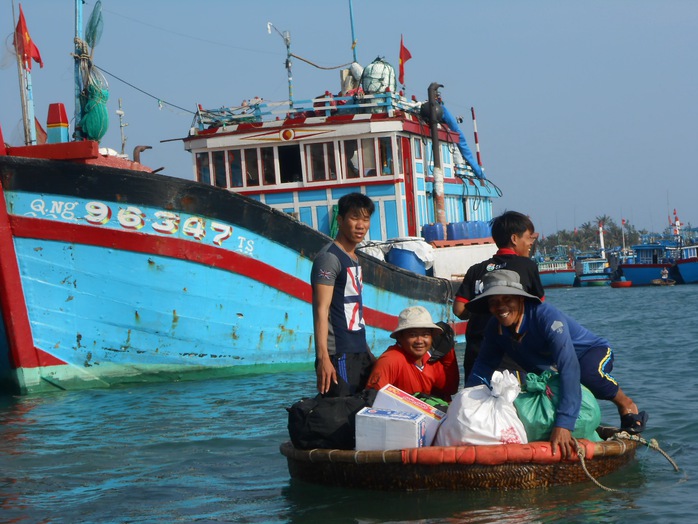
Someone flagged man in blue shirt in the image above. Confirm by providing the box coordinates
[465,269,648,459]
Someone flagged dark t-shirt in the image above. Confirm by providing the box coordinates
[311,242,368,355]
[454,248,545,341]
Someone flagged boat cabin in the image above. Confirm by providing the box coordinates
[183,90,500,252]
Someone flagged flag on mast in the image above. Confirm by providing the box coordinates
[398,35,412,85]
[14,4,43,71]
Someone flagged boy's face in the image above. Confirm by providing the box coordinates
[337,207,371,245]
[511,229,539,257]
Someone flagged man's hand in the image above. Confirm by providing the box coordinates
[550,427,576,460]
[316,357,337,394]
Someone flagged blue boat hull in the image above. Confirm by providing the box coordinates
[0,156,453,394]
[619,263,677,286]
[539,269,576,288]
[676,258,698,284]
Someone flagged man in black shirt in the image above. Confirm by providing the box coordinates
[453,211,545,381]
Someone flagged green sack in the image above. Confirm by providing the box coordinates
[513,370,602,442]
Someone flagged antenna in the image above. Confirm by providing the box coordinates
[267,22,293,109]
[115,98,128,155]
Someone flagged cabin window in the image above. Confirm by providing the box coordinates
[307,142,338,182]
[378,137,393,175]
[278,144,302,183]
[244,149,260,186]
[396,137,403,174]
[212,151,227,188]
[228,150,243,187]
[344,140,360,179]
[195,152,211,184]
[261,147,276,185]
[414,137,422,159]
[361,138,377,176]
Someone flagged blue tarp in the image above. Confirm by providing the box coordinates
[441,104,485,179]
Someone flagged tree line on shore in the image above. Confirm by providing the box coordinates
[536,215,644,256]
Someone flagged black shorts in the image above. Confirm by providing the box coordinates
[578,346,620,400]
[316,352,373,397]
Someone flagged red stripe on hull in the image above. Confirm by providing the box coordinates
[10,216,401,334]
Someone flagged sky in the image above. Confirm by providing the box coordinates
[2,0,697,236]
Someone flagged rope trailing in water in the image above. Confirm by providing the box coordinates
[613,431,680,472]
[573,431,681,494]
[573,438,621,493]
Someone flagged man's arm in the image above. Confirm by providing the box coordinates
[312,283,337,394]
[453,299,470,320]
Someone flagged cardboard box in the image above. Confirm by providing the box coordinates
[372,384,446,446]
[355,407,427,451]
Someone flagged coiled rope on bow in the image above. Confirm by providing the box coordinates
[612,431,680,471]
[572,432,680,493]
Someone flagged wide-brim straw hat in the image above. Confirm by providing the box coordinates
[466,269,541,314]
[390,306,443,339]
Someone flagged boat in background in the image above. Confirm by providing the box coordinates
[651,278,676,287]
[610,279,632,288]
[534,246,576,288]
[573,223,611,287]
[619,211,697,286]
[1,2,501,394]
[574,254,611,287]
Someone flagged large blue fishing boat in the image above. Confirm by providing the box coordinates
[0,2,501,394]
[619,213,697,286]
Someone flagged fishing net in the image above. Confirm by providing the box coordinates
[79,69,109,141]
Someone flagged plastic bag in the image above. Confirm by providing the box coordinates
[514,370,602,442]
[434,370,528,446]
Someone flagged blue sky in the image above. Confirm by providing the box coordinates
[2,0,697,236]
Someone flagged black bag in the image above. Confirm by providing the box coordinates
[428,321,455,363]
[287,390,376,450]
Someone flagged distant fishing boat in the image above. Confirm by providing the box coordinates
[620,210,698,286]
[1,2,502,394]
[535,246,576,288]
[573,223,611,287]
[650,278,676,287]
[610,279,632,288]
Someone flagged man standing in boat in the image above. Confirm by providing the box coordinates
[311,193,375,396]
[453,211,545,381]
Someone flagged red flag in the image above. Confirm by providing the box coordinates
[622,218,626,226]
[398,35,412,85]
[14,5,43,71]
[34,117,47,145]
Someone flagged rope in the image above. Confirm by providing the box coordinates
[613,431,680,472]
[573,438,621,492]
[290,53,353,71]
[573,430,681,494]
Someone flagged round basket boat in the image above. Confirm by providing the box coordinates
[610,280,633,288]
[280,427,639,491]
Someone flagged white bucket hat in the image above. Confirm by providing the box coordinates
[466,269,541,314]
[390,306,443,339]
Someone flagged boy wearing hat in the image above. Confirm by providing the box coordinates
[453,211,545,381]
[465,269,647,459]
[365,306,459,402]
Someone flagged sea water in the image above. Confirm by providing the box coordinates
[1,285,696,523]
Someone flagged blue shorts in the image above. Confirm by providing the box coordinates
[578,346,619,400]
